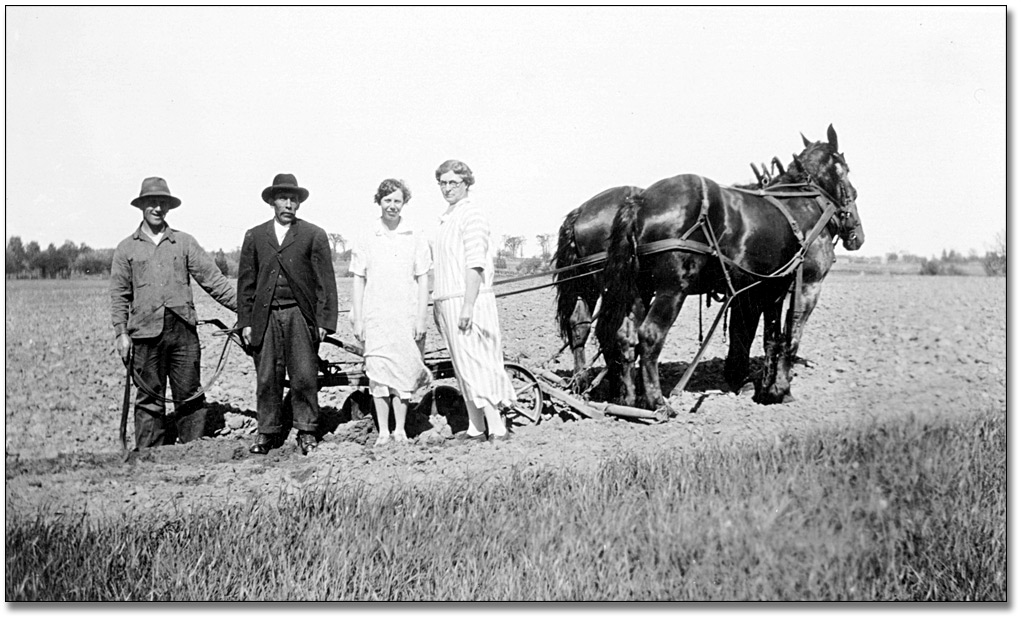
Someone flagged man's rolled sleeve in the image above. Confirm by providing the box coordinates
[187,236,238,312]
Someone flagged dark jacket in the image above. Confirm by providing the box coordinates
[237,218,338,347]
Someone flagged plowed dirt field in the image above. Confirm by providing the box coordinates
[5,274,1006,522]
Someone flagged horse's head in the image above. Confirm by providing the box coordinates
[790,125,865,251]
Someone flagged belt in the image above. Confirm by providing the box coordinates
[432,288,495,302]
[271,303,299,310]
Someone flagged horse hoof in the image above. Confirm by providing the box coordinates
[753,390,791,405]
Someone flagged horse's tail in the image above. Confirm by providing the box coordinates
[554,206,585,342]
[594,193,644,351]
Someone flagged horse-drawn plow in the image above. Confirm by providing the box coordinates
[119,125,863,447]
[119,302,662,455]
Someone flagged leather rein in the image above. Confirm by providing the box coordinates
[127,318,244,411]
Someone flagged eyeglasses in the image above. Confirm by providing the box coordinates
[438,180,464,189]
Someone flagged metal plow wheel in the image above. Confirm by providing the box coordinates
[503,362,544,427]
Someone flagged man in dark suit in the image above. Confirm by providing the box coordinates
[238,173,338,455]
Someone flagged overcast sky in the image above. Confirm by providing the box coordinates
[5,6,1006,259]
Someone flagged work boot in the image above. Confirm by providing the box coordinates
[249,433,276,455]
[297,432,318,455]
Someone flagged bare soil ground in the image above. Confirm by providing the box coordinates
[5,274,1006,522]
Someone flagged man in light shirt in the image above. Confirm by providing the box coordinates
[110,176,237,449]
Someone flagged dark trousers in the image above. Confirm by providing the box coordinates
[252,305,320,435]
[132,310,206,448]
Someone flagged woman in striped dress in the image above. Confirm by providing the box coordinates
[431,160,515,443]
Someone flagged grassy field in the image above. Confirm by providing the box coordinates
[6,408,1005,601]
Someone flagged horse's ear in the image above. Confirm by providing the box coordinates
[827,124,838,151]
[801,132,811,148]
[751,163,763,184]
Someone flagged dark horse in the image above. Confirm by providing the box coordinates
[553,185,644,390]
[595,125,864,416]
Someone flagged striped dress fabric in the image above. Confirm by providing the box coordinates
[431,196,515,408]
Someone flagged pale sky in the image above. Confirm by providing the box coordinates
[4,6,1007,259]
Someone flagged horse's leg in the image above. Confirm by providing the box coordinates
[618,297,645,406]
[724,296,762,393]
[756,296,794,404]
[637,290,686,416]
[600,296,642,407]
[568,296,594,392]
[788,281,823,365]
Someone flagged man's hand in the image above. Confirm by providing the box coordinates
[116,333,132,365]
[352,318,364,343]
[414,318,427,341]
[240,326,252,348]
[318,327,326,343]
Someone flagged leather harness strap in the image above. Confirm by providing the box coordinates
[553,183,838,283]
[763,194,805,244]
[492,179,842,304]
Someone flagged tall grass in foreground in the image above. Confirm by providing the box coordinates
[7,411,1005,601]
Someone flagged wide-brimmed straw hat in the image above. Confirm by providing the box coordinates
[131,177,181,209]
[262,173,310,205]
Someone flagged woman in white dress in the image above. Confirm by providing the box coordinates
[350,179,432,445]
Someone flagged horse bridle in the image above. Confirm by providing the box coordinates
[803,152,859,245]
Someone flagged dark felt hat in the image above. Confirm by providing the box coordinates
[131,177,181,209]
[262,173,309,205]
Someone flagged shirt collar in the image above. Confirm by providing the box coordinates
[439,196,472,223]
[375,217,414,235]
[133,224,177,243]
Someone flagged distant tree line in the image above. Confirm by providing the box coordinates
[5,236,113,279]
[7,232,354,280]
[916,234,1006,277]
[494,233,555,274]
[11,229,1003,280]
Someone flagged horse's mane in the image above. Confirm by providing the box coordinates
[785,141,835,183]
